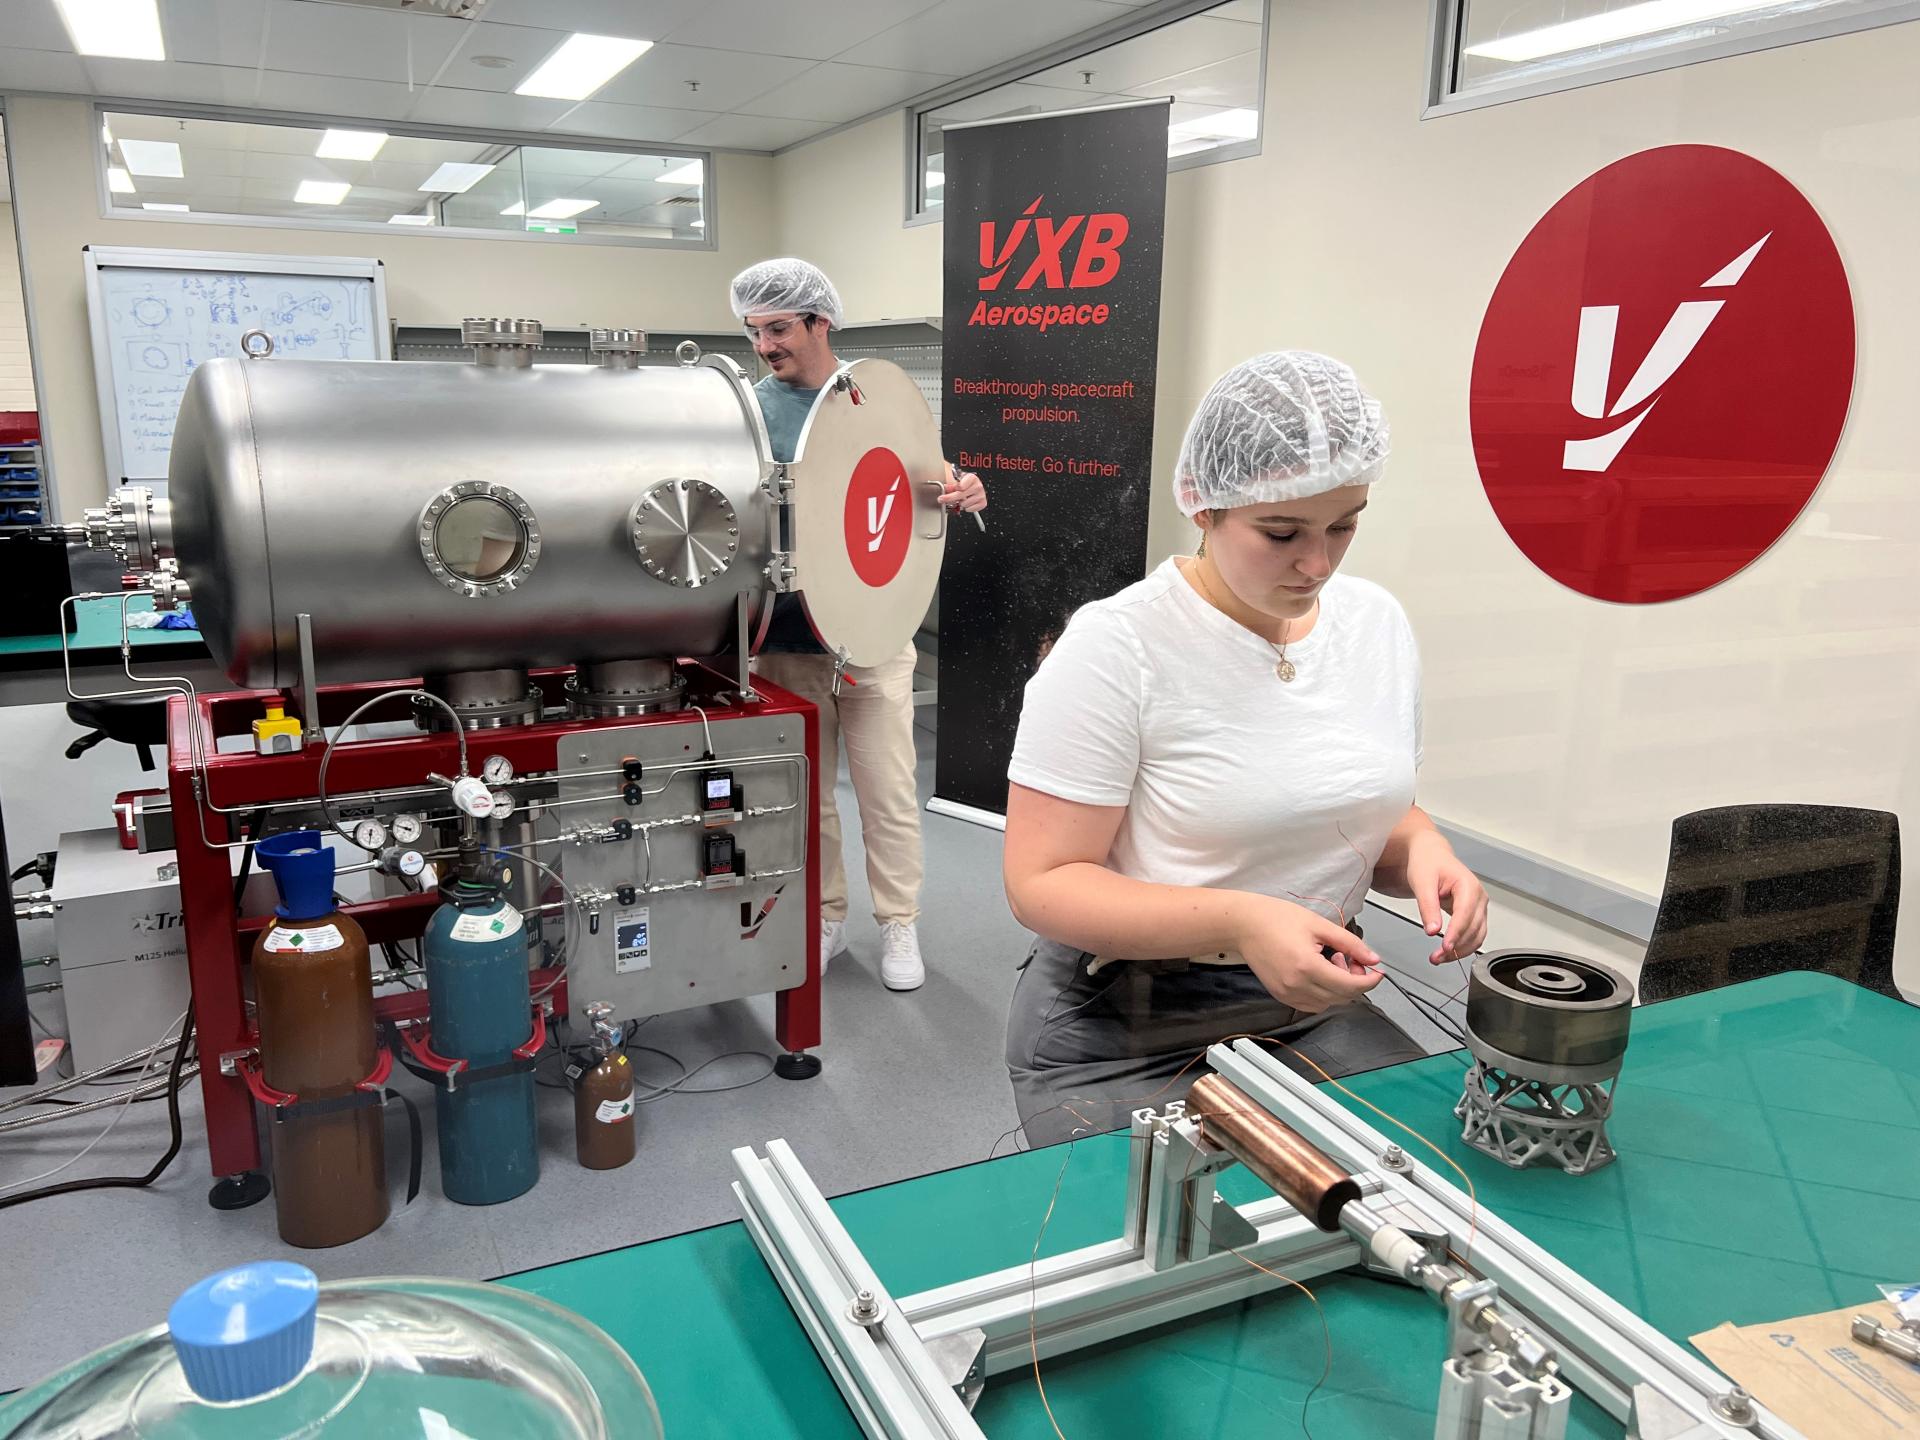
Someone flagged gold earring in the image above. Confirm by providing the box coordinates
[1196,534,1207,558]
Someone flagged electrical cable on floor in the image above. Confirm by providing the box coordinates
[0,807,266,1210]
[531,1016,774,1101]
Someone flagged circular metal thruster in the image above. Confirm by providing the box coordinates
[630,479,738,590]
[1464,950,1634,1074]
[565,657,687,717]
[418,481,543,598]
[412,670,545,730]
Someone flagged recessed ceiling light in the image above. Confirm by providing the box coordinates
[1464,0,1770,61]
[690,218,705,229]
[107,166,136,194]
[515,33,652,100]
[295,180,351,205]
[499,201,526,216]
[101,122,113,146]
[389,213,435,226]
[528,198,596,220]
[142,202,189,212]
[317,129,388,161]
[54,0,165,61]
[419,162,495,193]
[1168,107,1258,142]
[657,160,702,186]
[118,138,183,177]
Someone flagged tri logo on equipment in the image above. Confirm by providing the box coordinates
[1470,144,1854,604]
[843,447,913,587]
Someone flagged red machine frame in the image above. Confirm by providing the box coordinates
[167,666,821,1184]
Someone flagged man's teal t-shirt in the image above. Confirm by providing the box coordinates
[753,374,826,655]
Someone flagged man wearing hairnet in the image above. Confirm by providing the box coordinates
[999,350,1490,1145]
[730,258,987,993]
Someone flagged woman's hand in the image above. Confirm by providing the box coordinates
[941,467,987,513]
[1404,832,1489,964]
[1232,896,1383,1014]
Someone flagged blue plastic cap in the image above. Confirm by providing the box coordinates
[167,1262,319,1403]
[255,830,336,920]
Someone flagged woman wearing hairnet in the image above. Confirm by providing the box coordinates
[1001,351,1489,1146]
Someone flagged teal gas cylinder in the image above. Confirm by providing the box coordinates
[423,872,539,1205]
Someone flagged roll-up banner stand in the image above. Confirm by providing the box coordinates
[929,98,1170,828]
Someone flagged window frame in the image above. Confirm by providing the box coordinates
[94,100,719,251]
[1425,0,1920,117]
[904,0,1270,227]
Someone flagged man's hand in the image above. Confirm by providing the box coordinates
[1405,832,1489,964]
[941,467,987,513]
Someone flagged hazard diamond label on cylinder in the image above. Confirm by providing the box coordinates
[843,446,913,587]
[1470,144,1854,604]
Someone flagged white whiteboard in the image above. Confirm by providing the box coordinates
[83,247,390,485]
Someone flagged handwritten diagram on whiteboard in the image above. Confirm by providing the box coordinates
[91,262,384,483]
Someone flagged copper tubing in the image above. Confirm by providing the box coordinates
[1189,1073,1361,1233]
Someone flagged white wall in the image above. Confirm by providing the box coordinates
[772,9,1920,993]
[0,203,35,412]
[1,94,777,521]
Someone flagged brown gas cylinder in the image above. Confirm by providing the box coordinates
[574,1001,636,1170]
[252,834,388,1248]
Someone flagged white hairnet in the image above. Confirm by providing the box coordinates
[729,258,843,330]
[1173,350,1389,516]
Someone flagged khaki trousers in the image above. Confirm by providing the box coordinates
[753,641,923,926]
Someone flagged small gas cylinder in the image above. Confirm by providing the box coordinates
[574,1001,636,1171]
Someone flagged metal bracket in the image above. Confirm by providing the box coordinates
[735,590,761,704]
[296,613,322,742]
[765,552,797,593]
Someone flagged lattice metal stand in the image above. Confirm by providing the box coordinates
[1457,951,1635,1177]
[1457,1058,1618,1175]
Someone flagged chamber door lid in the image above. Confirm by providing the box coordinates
[785,359,947,668]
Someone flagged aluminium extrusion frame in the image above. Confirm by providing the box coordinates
[733,1037,1804,1440]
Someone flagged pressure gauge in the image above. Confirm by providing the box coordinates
[353,818,389,852]
[396,849,426,878]
[490,789,516,820]
[391,813,424,845]
[482,754,515,786]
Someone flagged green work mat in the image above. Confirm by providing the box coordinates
[0,593,202,658]
[504,971,1920,1438]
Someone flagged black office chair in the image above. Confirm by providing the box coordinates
[65,695,170,772]
[1639,804,1902,1002]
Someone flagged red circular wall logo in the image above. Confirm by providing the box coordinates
[1470,145,1854,604]
[843,446,913,588]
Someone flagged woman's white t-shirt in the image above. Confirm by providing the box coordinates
[1007,559,1421,932]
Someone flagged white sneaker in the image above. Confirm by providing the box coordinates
[820,918,848,975]
[880,922,925,992]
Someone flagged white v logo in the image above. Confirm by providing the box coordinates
[866,479,901,553]
[1563,233,1769,473]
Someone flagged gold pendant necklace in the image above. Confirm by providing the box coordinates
[1191,557,1297,682]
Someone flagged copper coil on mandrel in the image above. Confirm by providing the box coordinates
[1188,1073,1360,1232]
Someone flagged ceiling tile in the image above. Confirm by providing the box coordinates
[0,49,93,93]
[1123,48,1260,108]
[835,0,1134,79]
[263,0,466,86]
[672,113,830,151]
[589,43,815,113]
[924,79,1126,126]
[421,20,575,94]
[403,85,578,132]
[739,62,946,124]
[481,0,706,37]
[252,70,424,121]
[542,100,710,145]
[1025,14,1260,95]
[5,3,77,51]
[161,0,267,68]
[84,57,260,106]
[607,153,699,179]
[658,0,942,62]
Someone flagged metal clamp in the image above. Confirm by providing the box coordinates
[393,1006,546,1093]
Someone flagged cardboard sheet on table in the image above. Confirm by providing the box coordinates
[1691,1303,1920,1439]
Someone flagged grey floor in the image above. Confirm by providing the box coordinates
[0,714,1464,1393]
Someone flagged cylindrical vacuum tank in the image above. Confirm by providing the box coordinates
[166,355,776,689]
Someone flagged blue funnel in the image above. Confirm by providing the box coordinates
[256,830,336,921]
